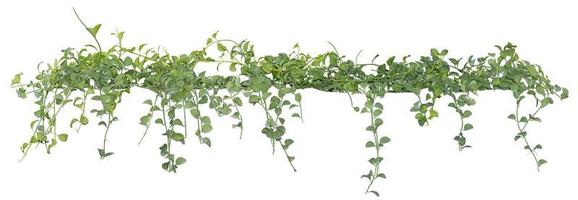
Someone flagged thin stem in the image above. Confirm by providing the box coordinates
[192,90,203,143]
[451,95,466,151]
[76,90,89,132]
[278,140,297,172]
[365,95,383,195]
[19,90,49,162]
[100,113,114,159]
[257,91,276,154]
[138,95,159,145]
[182,100,188,138]
[228,90,244,139]
[514,98,542,172]
[72,8,102,52]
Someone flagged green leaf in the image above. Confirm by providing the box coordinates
[538,159,547,167]
[540,97,553,107]
[374,118,383,127]
[17,88,26,98]
[190,109,200,118]
[176,157,187,165]
[201,124,213,133]
[369,157,383,165]
[139,115,150,126]
[58,134,68,142]
[462,110,472,118]
[248,95,260,104]
[561,88,569,100]
[201,137,211,147]
[365,125,375,132]
[429,109,439,118]
[171,119,184,126]
[368,190,380,197]
[143,99,153,105]
[217,43,227,52]
[284,139,294,150]
[507,114,516,120]
[366,141,375,148]
[161,162,169,171]
[514,135,521,141]
[379,136,391,144]
[11,73,22,86]
[229,63,237,72]
[170,132,185,141]
[295,93,302,102]
[233,97,242,106]
[98,148,114,159]
[88,24,102,37]
[80,115,89,125]
[463,123,473,131]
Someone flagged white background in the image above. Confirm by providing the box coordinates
[1,0,577,199]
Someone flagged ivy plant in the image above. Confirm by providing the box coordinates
[11,11,568,197]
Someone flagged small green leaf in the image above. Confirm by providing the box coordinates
[233,97,242,106]
[514,135,521,141]
[172,132,186,141]
[374,118,383,127]
[217,43,227,52]
[295,93,302,102]
[143,99,153,105]
[284,139,294,150]
[139,115,150,126]
[248,95,260,104]
[58,134,68,142]
[365,125,375,132]
[229,63,237,72]
[201,124,213,133]
[368,190,380,197]
[462,110,472,118]
[366,141,375,148]
[176,157,187,165]
[463,123,473,131]
[80,115,89,125]
[17,88,27,98]
[88,24,102,37]
[190,109,200,118]
[561,88,569,100]
[98,148,114,159]
[540,97,553,108]
[11,73,22,86]
[538,159,547,167]
[201,137,212,147]
[379,136,391,144]
[429,109,439,118]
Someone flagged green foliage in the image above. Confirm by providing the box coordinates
[11,14,568,197]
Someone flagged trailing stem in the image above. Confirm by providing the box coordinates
[513,96,545,172]
[361,94,388,197]
[138,95,159,145]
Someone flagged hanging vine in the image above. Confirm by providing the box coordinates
[11,11,569,197]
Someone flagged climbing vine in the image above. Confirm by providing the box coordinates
[11,12,568,197]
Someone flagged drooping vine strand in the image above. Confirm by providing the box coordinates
[10,13,569,197]
[448,93,476,151]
